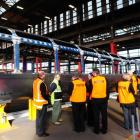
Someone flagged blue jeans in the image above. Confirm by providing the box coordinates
[122,105,135,129]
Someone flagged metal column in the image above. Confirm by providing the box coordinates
[49,39,60,73]
[31,62,34,73]
[98,56,102,73]
[110,42,118,73]
[48,60,52,73]
[12,33,21,73]
[68,61,71,73]
[54,46,59,73]
[80,50,85,73]
[23,55,27,73]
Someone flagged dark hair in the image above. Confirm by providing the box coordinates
[92,68,100,74]
[72,72,82,78]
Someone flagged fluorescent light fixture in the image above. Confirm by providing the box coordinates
[28,24,32,27]
[16,6,24,10]
[1,17,7,20]
[123,28,127,32]
[45,16,50,20]
[68,4,75,9]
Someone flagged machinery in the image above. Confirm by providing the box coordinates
[0,73,122,103]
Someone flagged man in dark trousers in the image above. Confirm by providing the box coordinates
[33,71,50,137]
[88,68,108,134]
[86,73,94,126]
[68,73,87,132]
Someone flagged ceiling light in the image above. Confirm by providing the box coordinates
[45,16,50,20]
[123,28,127,32]
[117,44,120,47]
[16,6,24,10]
[1,17,7,20]
[122,47,125,49]
[68,4,75,9]
[131,32,134,35]
[28,24,32,27]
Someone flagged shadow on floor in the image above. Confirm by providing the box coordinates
[108,106,123,117]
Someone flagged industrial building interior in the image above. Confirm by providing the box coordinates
[0,0,140,140]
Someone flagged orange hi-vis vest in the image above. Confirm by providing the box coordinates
[33,78,48,110]
[91,75,106,98]
[118,81,135,104]
[132,75,138,95]
[70,79,86,103]
[138,77,140,84]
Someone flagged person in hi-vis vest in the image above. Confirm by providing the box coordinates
[50,74,63,125]
[33,71,50,137]
[68,72,87,132]
[86,73,94,126]
[137,75,140,92]
[117,73,135,130]
[87,68,108,134]
[128,70,138,95]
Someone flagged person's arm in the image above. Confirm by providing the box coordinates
[68,82,74,96]
[59,80,63,92]
[105,77,110,100]
[40,82,50,100]
[129,83,135,95]
[86,79,93,93]
[50,83,57,93]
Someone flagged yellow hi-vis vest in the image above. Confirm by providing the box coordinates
[50,79,62,105]
[91,76,106,98]
[118,81,135,104]
[132,75,138,95]
[33,78,48,110]
[70,79,86,102]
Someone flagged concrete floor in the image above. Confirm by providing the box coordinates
[0,100,138,140]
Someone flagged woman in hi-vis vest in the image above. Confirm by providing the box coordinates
[118,73,135,130]
[33,71,50,137]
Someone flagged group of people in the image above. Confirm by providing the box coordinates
[117,70,139,130]
[68,68,108,134]
[32,69,140,137]
[33,72,63,137]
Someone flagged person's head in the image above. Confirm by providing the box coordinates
[38,71,46,80]
[54,73,61,81]
[127,70,134,76]
[72,72,82,80]
[92,68,100,76]
[122,73,131,81]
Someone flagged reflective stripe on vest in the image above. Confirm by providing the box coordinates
[50,79,62,105]
[118,81,135,104]
[33,78,48,110]
[70,79,86,102]
[91,76,106,98]
[51,79,62,93]
[132,75,138,95]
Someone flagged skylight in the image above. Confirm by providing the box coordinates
[0,0,20,15]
